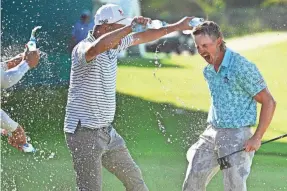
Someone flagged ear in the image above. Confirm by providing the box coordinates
[217,37,223,47]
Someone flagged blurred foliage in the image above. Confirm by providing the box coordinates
[261,0,287,7]
[140,0,286,38]
[1,0,286,55]
[189,0,226,18]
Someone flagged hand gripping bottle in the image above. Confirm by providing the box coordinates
[183,17,205,34]
[131,20,167,33]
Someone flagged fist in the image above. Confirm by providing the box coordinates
[24,48,40,68]
[131,16,152,26]
[176,16,195,30]
[8,126,27,151]
[1,129,8,136]
[244,136,261,152]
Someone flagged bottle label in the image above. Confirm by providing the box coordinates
[132,24,147,33]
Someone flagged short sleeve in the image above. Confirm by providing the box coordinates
[237,60,267,96]
[117,34,134,52]
[72,41,91,65]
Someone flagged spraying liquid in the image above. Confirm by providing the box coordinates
[2,26,44,63]
[26,26,42,51]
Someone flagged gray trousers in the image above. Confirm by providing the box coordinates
[183,125,255,191]
[65,124,148,191]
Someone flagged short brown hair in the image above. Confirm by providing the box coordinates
[193,21,226,51]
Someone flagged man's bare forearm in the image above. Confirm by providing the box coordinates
[254,98,276,140]
[132,24,181,45]
[86,26,132,62]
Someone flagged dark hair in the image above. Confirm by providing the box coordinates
[193,21,226,51]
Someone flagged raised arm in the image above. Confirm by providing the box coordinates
[1,61,30,89]
[4,53,24,70]
[85,25,132,62]
[131,17,194,46]
[1,50,40,89]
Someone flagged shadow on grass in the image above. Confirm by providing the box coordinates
[1,85,206,153]
[1,85,206,191]
[256,141,287,157]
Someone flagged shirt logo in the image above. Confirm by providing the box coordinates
[99,19,108,24]
[118,9,124,16]
[224,75,229,83]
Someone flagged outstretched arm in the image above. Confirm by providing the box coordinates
[85,16,151,62]
[1,50,40,89]
[6,54,24,69]
[131,17,194,46]
[1,61,30,89]
[85,25,132,62]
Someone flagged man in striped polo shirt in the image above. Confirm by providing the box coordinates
[64,3,194,191]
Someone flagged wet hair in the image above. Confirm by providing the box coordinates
[193,21,226,51]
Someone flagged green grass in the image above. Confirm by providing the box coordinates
[117,40,287,142]
[1,39,287,191]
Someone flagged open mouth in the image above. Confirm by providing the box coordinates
[201,53,211,62]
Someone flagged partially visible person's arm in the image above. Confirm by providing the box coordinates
[6,53,24,69]
[1,50,40,89]
[1,61,30,89]
[1,128,8,136]
[1,109,18,133]
[1,109,27,150]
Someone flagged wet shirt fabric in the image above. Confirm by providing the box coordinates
[64,31,133,133]
[203,48,266,128]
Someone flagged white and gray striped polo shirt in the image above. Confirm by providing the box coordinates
[64,31,133,133]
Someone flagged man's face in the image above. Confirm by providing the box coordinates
[81,15,90,23]
[194,34,221,65]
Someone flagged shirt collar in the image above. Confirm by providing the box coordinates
[206,48,231,72]
[87,30,96,42]
[221,48,231,68]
